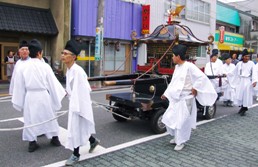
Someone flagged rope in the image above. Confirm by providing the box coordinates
[92,100,131,120]
[0,110,68,131]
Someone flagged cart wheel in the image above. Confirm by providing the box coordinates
[112,103,128,122]
[204,103,216,119]
[150,108,166,134]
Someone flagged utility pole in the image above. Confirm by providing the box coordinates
[94,0,105,79]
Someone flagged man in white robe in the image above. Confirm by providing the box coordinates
[227,49,257,116]
[254,56,258,101]
[61,40,98,166]
[9,40,31,95]
[204,49,223,94]
[161,44,217,151]
[11,39,66,152]
[220,53,236,106]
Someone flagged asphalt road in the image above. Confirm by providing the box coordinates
[0,85,255,167]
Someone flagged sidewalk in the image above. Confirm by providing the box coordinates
[76,108,258,167]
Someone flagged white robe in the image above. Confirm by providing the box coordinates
[204,61,223,93]
[162,62,217,145]
[227,61,258,107]
[253,63,258,96]
[11,58,66,141]
[65,63,96,150]
[9,57,31,95]
[220,63,236,102]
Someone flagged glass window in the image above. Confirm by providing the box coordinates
[104,44,126,71]
[186,0,210,24]
[77,42,95,77]
[197,46,207,58]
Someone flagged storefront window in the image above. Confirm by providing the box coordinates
[104,44,125,71]
[77,42,95,77]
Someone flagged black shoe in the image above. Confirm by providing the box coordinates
[28,141,39,152]
[238,107,244,114]
[50,136,61,146]
[89,139,100,153]
[240,108,247,116]
[239,107,248,116]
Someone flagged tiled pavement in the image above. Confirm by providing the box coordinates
[77,108,258,167]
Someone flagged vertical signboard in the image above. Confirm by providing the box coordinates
[219,26,225,44]
[95,27,102,61]
[142,5,150,35]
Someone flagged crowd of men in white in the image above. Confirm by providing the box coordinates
[204,48,258,114]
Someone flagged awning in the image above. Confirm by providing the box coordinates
[218,43,254,52]
[0,3,58,35]
[217,4,240,26]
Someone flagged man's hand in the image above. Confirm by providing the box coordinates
[191,88,197,96]
[161,94,167,100]
[253,82,257,87]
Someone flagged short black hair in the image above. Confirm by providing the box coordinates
[29,39,43,58]
[172,44,187,60]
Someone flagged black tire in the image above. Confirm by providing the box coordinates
[204,103,216,119]
[112,103,128,122]
[150,108,166,134]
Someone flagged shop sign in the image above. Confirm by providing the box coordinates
[219,26,225,43]
[95,27,103,61]
[142,5,150,34]
[215,30,243,46]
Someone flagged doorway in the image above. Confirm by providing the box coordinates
[0,43,19,81]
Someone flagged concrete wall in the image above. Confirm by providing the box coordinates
[49,0,71,70]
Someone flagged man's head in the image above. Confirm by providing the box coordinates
[19,40,29,60]
[29,39,43,58]
[172,44,187,64]
[7,50,14,57]
[222,53,231,65]
[61,40,80,66]
[232,53,237,60]
[241,49,250,63]
[210,49,219,62]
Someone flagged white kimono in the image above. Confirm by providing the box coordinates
[204,61,223,93]
[227,61,258,107]
[9,57,31,95]
[220,63,236,102]
[65,63,95,150]
[162,62,217,145]
[11,58,66,141]
[253,63,258,96]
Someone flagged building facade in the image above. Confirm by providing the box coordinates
[71,0,142,77]
[215,1,258,58]
[0,0,70,81]
[228,0,258,55]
